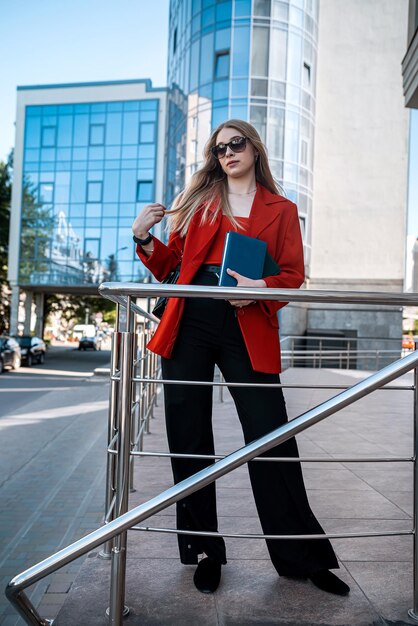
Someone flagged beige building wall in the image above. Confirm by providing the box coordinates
[310,0,409,292]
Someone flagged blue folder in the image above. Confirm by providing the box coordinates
[218,231,280,287]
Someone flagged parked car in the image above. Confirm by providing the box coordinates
[13,335,46,366]
[0,336,21,373]
[78,335,101,351]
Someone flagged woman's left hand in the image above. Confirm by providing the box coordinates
[226,269,266,308]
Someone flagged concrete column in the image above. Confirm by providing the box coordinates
[23,291,33,334]
[9,285,20,335]
[34,293,45,338]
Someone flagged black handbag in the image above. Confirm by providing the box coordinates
[152,265,181,319]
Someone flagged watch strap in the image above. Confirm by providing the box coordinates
[133,233,153,246]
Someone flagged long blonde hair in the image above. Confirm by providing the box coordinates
[167,119,283,236]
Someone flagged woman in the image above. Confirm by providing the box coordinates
[132,120,349,597]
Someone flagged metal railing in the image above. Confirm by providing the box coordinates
[100,303,160,557]
[280,334,405,370]
[5,284,418,626]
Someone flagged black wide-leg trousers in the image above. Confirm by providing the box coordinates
[161,270,338,576]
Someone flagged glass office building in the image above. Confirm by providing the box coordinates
[21,99,160,287]
[166,0,319,270]
[8,80,167,332]
[10,81,167,300]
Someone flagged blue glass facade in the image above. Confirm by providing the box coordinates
[166,0,319,271]
[19,99,159,286]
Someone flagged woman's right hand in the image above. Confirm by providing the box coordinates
[132,203,166,238]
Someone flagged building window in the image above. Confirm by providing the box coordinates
[87,181,103,203]
[136,181,153,202]
[139,123,155,143]
[251,78,268,97]
[173,27,177,54]
[89,124,105,145]
[42,126,56,147]
[299,216,306,238]
[215,51,230,79]
[39,182,54,204]
[254,0,270,16]
[303,63,311,88]
[202,6,215,28]
[301,139,309,166]
[235,0,251,17]
[35,236,50,258]
[252,27,269,77]
[84,238,100,259]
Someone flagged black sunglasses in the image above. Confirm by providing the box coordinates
[211,136,248,159]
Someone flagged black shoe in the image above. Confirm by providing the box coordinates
[308,570,350,596]
[193,557,222,593]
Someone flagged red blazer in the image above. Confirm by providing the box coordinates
[136,183,305,374]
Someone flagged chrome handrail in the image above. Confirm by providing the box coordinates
[5,349,418,625]
[281,334,405,343]
[98,281,418,306]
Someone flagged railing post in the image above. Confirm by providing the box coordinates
[152,346,158,409]
[129,315,139,494]
[145,333,152,434]
[99,327,120,559]
[140,327,150,435]
[151,348,158,412]
[409,343,418,622]
[108,298,134,624]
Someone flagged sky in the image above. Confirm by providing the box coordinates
[0,0,169,162]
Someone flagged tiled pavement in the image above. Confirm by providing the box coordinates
[0,377,109,626]
[3,367,417,625]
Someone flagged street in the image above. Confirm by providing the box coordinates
[0,344,111,625]
[0,344,110,415]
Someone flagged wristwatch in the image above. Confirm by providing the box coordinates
[133,233,153,246]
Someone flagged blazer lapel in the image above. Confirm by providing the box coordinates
[249,183,288,239]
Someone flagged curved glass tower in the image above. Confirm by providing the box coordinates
[166,0,319,273]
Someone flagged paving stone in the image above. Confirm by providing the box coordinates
[344,561,416,624]
[46,580,73,593]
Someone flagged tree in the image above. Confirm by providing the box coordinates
[0,151,13,333]
[44,293,116,333]
[19,175,55,284]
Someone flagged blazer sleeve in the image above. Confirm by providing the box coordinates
[259,202,305,318]
[136,230,183,283]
